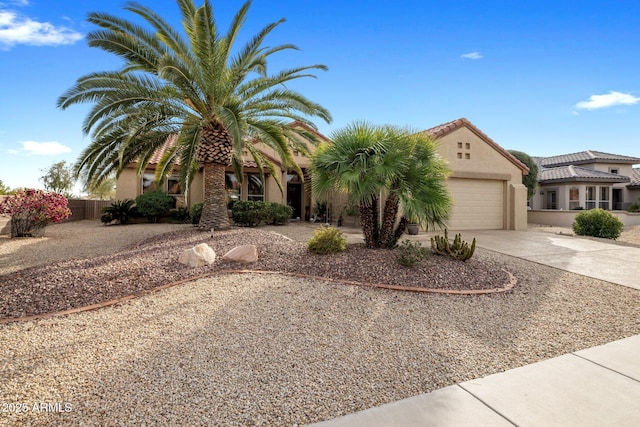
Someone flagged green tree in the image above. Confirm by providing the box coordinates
[84,174,116,200]
[40,161,75,196]
[57,0,331,230]
[312,122,451,249]
[508,150,538,199]
[0,179,11,195]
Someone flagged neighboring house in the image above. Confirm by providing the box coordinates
[531,151,640,211]
[115,117,530,230]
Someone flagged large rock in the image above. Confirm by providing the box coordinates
[222,245,258,263]
[178,243,216,267]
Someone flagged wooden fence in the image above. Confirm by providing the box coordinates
[1,197,112,235]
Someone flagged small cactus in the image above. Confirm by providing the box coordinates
[430,229,476,261]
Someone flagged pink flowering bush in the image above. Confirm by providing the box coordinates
[0,189,71,237]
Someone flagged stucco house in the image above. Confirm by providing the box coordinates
[530,151,640,211]
[115,117,530,230]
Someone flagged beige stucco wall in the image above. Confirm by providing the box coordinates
[435,127,527,230]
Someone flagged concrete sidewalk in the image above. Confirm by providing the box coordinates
[309,335,640,427]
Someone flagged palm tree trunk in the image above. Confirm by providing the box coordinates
[379,193,400,248]
[389,216,409,248]
[360,194,380,248]
[199,163,230,230]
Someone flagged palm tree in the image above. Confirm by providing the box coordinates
[311,122,451,249]
[57,0,331,229]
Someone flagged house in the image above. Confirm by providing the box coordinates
[115,118,530,230]
[531,151,640,211]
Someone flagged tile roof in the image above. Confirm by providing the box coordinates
[422,117,530,175]
[539,165,631,183]
[629,168,640,188]
[539,150,640,167]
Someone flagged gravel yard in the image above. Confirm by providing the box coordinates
[1,221,639,426]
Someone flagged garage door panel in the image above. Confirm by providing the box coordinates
[447,179,504,230]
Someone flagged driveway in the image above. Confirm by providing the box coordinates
[457,230,640,290]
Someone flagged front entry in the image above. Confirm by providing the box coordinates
[286,176,302,219]
[613,189,622,210]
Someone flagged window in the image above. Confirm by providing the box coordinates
[465,142,471,150]
[609,168,619,174]
[247,174,264,201]
[585,186,596,209]
[599,187,610,209]
[226,173,241,202]
[457,142,463,149]
[457,152,462,159]
[167,176,182,195]
[465,153,471,159]
[142,173,157,193]
[569,187,580,210]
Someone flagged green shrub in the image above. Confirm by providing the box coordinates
[101,199,137,224]
[396,239,430,267]
[232,200,269,227]
[170,207,190,223]
[307,226,347,254]
[190,202,204,225]
[627,198,640,213]
[265,202,293,225]
[135,190,175,223]
[572,208,623,240]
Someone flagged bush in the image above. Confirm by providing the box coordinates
[626,198,640,213]
[171,207,190,223]
[232,200,269,227]
[307,226,347,254]
[135,190,175,223]
[265,202,293,225]
[0,189,71,237]
[190,202,204,225]
[572,208,623,240]
[396,239,430,267]
[101,199,136,225]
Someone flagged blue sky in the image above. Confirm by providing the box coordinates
[1,0,640,192]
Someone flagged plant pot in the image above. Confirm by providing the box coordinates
[407,223,419,235]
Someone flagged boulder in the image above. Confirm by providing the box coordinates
[178,243,216,267]
[222,245,258,263]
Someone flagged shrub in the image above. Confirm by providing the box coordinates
[396,239,430,267]
[232,200,269,227]
[307,226,347,254]
[0,189,71,237]
[190,202,204,225]
[572,208,623,240]
[101,199,136,224]
[627,198,640,213]
[171,207,190,223]
[265,202,293,225]
[135,190,175,223]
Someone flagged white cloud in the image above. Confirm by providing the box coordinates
[575,91,640,110]
[18,141,72,155]
[461,52,483,60]
[0,9,83,49]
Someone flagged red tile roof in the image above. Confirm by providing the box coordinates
[539,150,640,167]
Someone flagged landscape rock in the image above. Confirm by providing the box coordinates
[222,244,258,263]
[178,243,216,267]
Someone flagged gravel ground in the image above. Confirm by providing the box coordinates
[1,221,639,426]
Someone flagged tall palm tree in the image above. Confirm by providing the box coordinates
[57,0,331,229]
[311,122,451,249]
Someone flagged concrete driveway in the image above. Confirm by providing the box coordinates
[456,230,640,290]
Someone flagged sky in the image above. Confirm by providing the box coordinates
[1,0,640,193]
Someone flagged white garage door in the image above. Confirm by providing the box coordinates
[446,178,504,230]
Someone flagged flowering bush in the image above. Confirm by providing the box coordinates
[0,189,71,237]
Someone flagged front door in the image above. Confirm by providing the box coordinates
[287,182,302,219]
[546,191,557,209]
[612,189,622,210]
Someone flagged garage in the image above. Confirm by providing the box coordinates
[446,178,504,230]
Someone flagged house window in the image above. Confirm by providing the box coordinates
[167,176,182,195]
[465,142,471,150]
[609,168,619,174]
[569,187,580,210]
[247,174,264,201]
[599,187,610,210]
[457,142,463,149]
[226,173,241,202]
[142,173,157,193]
[457,152,462,159]
[585,186,596,209]
[465,153,471,159]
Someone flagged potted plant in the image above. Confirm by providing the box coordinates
[407,216,420,235]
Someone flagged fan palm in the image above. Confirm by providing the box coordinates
[57,0,331,229]
[311,122,451,249]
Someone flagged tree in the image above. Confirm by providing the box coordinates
[40,161,75,196]
[508,150,538,199]
[311,122,451,249]
[57,0,331,230]
[0,180,11,195]
[84,174,116,200]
